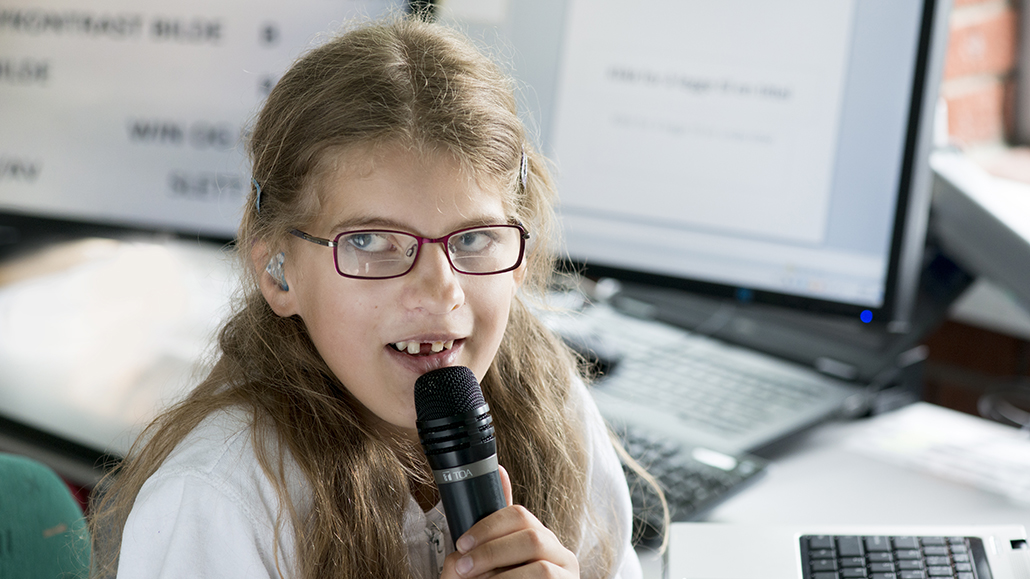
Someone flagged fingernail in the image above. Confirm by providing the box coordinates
[456,556,473,575]
[456,534,475,553]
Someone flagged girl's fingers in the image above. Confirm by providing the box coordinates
[457,504,534,554]
[498,465,513,507]
[445,470,578,579]
[452,507,578,578]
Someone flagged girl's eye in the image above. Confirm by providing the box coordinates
[452,230,493,253]
[344,232,395,253]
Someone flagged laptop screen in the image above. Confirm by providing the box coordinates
[486,0,946,326]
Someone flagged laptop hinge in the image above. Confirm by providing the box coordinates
[815,357,858,380]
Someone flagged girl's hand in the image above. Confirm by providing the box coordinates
[440,466,580,579]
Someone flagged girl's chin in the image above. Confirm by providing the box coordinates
[363,411,420,444]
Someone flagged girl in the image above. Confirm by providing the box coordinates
[90,15,648,579]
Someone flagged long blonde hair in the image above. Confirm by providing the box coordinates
[89,16,623,579]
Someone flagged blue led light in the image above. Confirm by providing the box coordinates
[860,310,873,323]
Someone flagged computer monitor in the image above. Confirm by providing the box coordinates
[0,0,403,242]
[0,0,409,482]
[453,0,951,330]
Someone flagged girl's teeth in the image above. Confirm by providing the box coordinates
[393,340,456,354]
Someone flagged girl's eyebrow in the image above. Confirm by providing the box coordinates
[326,216,407,232]
[326,214,508,234]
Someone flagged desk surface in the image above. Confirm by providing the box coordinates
[703,402,1030,530]
[637,403,1030,578]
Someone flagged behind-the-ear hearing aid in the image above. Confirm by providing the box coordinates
[265,251,289,291]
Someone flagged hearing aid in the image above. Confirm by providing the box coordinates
[265,251,289,291]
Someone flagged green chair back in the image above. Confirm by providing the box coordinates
[0,453,90,579]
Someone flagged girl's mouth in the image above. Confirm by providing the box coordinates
[390,340,456,356]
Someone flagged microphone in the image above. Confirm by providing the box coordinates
[414,366,506,545]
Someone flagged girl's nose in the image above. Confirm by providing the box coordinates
[403,243,464,314]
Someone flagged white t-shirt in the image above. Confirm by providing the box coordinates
[116,378,642,578]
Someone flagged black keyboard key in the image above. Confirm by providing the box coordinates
[841,557,866,568]
[898,560,924,570]
[870,563,896,573]
[893,537,920,550]
[813,573,839,579]
[870,573,897,579]
[868,552,893,563]
[842,569,867,578]
[865,537,891,552]
[896,550,922,560]
[838,537,864,557]
[812,560,839,572]
[923,547,949,556]
[927,567,953,577]
[810,536,836,550]
[811,549,837,559]
[899,572,925,579]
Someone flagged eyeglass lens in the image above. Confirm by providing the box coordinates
[335,225,523,278]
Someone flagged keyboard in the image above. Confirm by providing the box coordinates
[605,344,830,438]
[590,304,839,437]
[800,535,991,579]
[551,301,862,455]
[618,425,767,547]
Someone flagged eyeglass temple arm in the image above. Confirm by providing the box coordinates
[289,229,334,247]
[511,221,531,240]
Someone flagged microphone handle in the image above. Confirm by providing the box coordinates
[437,468,506,544]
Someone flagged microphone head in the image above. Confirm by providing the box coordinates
[414,366,485,422]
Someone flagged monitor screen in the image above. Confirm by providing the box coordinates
[0,0,404,240]
[458,0,947,325]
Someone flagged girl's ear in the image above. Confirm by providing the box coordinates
[251,240,299,317]
[512,258,528,290]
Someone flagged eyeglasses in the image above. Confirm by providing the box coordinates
[289,224,530,280]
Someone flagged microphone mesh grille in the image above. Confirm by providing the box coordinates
[414,366,485,421]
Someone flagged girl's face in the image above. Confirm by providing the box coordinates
[265,145,522,440]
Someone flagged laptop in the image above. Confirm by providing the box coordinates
[485,0,955,456]
[544,296,868,457]
[666,522,1030,579]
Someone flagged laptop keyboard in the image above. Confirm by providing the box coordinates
[603,344,829,437]
[619,426,766,547]
[571,303,850,439]
[800,535,991,579]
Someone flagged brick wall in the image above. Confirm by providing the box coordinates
[940,0,1020,148]
[919,0,1030,420]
